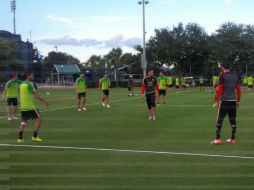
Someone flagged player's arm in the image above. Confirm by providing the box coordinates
[1,83,8,101]
[141,79,146,97]
[236,84,241,108]
[99,79,102,90]
[108,80,111,88]
[33,92,49,107]
[155,79,159,96]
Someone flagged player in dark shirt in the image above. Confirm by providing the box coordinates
[211,63,241,145]
[141,69,159,120]
[128,75,134,97]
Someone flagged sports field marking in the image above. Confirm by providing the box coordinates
[0,143,254,160]
[0,97,140,119]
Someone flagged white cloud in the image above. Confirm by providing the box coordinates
[46,15,73,24]
[38,34,142,48]
[223,0,233,4]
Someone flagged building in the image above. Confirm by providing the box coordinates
[51,64,81,85]
[0,30,34,73]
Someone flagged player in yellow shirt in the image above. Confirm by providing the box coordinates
[76,72,87,112]
[17,72,49,144]
[99,72,111,108]
[157,71,167,105]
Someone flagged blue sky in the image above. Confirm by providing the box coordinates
[1,0,254,62]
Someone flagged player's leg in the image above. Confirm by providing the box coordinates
[17,111,27,143]
[105,91,110,108]
[162,91,166,104]
[157,91,161,105]
[146,95,152,120]
[211,101,227,144]
[77,94,82,111]
[6,98,12,121]
[227,102,237,144]
[32,110,43,142]
[12,98,18,119]
[82,93,87,111]
[102,91,106,107]
[151,94,157,120]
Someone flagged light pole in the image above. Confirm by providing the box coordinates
[11,0,16,34]
[138,0,149,77]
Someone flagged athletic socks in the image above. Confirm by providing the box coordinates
[231,127,237,139]
[34,128,40,138]
[18,131,23,140]
[216,126,222,139]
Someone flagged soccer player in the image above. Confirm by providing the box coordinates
[141,69,159,120]
[167,75,173,90]
[128,75,134,97]
[157,71,167,105]
[247,75,253,94]
[181,77,186,91]
[1,74,20,121]
[175,77,180,92]
[99,72,111,108]
[211,64,241,145]
[199,76,205,91]
[76,72,87,112]
[243,75,248,88]
[211,75,218,94]
[17,72,49,144]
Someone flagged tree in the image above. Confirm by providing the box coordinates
[43,51,81,69]
[146,23,208,78]
[0,38,17,71]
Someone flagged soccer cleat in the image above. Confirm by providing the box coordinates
[148,116,153,120]
[106,104,111,108]
[102,103,106,107]
[7,116,12,121]
[227,139,237,144]
[211,139,222,145]
[32,137,43,142]
[78,108,82,112]
[152,115,156,121]
[82,107,87,111]
[17,139,24,144]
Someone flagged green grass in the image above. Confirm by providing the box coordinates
[0,87,254,190]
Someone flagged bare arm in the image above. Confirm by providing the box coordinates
[34,92,49,107]
[1,85,7,101]
[108,80,111,88]
[99,80,102,90]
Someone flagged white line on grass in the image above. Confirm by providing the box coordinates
[0,97,140,119]
[0,143,254,160]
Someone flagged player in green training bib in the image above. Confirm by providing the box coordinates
[99,72,111,108]
[1,74,21,121]
[199,76,205,91]
[157,71,167,105]
[181,77,186,91]
[17,73,49,144]
[175,77,180,92]
[167,75,173,89]
[76,72,87,112]
[247,75,254,94]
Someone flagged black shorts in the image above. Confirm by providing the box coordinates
[78,92,86,99]
[168,85,173,88]
[21,109,40,121]
[182,84,186,88]
[248,85,253,88]
[216,101,237,127]
[176,85,179,89]
[103,90,109,96]
[159,90,166,96]
[128,87,133,91]
[146,93,156,110]
[7,98,18,106]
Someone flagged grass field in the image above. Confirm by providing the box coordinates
[0,87,254,190]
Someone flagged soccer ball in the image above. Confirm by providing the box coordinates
[46,92,50,96]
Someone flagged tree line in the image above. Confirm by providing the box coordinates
[2,22,254,80]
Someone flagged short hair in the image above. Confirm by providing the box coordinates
[221,63,230,70]
[10,73,17,79]
[24,72,33,78]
